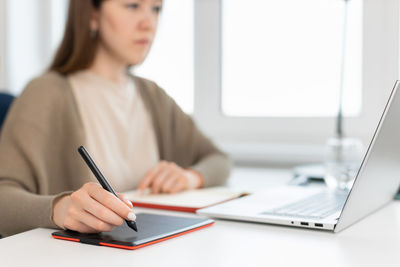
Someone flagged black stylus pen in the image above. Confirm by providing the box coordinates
[77,146,138,232]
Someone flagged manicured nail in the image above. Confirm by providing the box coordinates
[128,212,136,221]
[124,198,133,208]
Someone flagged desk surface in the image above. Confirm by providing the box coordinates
[1,167,399,267]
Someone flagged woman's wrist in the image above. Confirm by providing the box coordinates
[52,195,70,229]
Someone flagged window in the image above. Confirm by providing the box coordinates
[222,0,362,117]
[193,0,399,164]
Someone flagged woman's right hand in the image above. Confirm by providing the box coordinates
[52,182,136,233]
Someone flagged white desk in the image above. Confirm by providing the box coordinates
[1,167,400,267]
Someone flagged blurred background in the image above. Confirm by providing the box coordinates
[0,0,398,168]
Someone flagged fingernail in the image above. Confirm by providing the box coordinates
[125,198,133,208]
[128,212,136,221]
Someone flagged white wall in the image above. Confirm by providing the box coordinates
[3,0,68,95]
[7,0,43,94]
[0,0,7,90]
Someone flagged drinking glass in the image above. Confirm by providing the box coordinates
[324,137,363,191]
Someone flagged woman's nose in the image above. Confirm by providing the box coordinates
[138,7,158,32]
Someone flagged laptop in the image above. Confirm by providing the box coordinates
[198,81,400,232]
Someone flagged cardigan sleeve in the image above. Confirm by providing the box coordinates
[139,79,232,187]
[0,106,67,236]
[0,74,78,237]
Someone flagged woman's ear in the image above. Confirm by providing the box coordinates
[90,10,100,39]
[90,10,100,33]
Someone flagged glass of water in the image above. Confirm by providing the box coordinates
[324,137,364,191]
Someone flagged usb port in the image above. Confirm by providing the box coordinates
[300,222,309,226]
[314,223,323,227]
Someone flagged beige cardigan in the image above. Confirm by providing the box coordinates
[0,72,231,237]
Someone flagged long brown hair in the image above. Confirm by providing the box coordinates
[50,0,103,75]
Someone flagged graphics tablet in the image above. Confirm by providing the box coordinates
[52,213,214,250]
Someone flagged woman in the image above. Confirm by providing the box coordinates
[0,0,231,237]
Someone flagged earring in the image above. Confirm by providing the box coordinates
[90,29,98,39]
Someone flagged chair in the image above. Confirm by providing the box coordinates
[0,92,14,238]
[0,92,15,129]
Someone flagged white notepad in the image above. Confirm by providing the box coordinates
[123,187,247,213]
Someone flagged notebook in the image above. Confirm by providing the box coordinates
[123,187,247,213]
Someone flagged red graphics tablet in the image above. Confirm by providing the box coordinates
[52,213,214,250]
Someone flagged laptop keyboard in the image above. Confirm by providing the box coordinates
[260,192,348,220]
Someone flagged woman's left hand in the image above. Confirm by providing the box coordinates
[137,161,203,194]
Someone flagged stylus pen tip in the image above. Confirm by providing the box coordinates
[127,220,138,232]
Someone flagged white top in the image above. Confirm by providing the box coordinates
[68,70,159,192]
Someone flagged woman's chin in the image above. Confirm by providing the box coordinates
[127,57,147,67]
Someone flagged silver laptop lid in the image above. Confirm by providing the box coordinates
[335,81,400,232]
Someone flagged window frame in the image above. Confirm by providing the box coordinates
[193,0,400,164]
